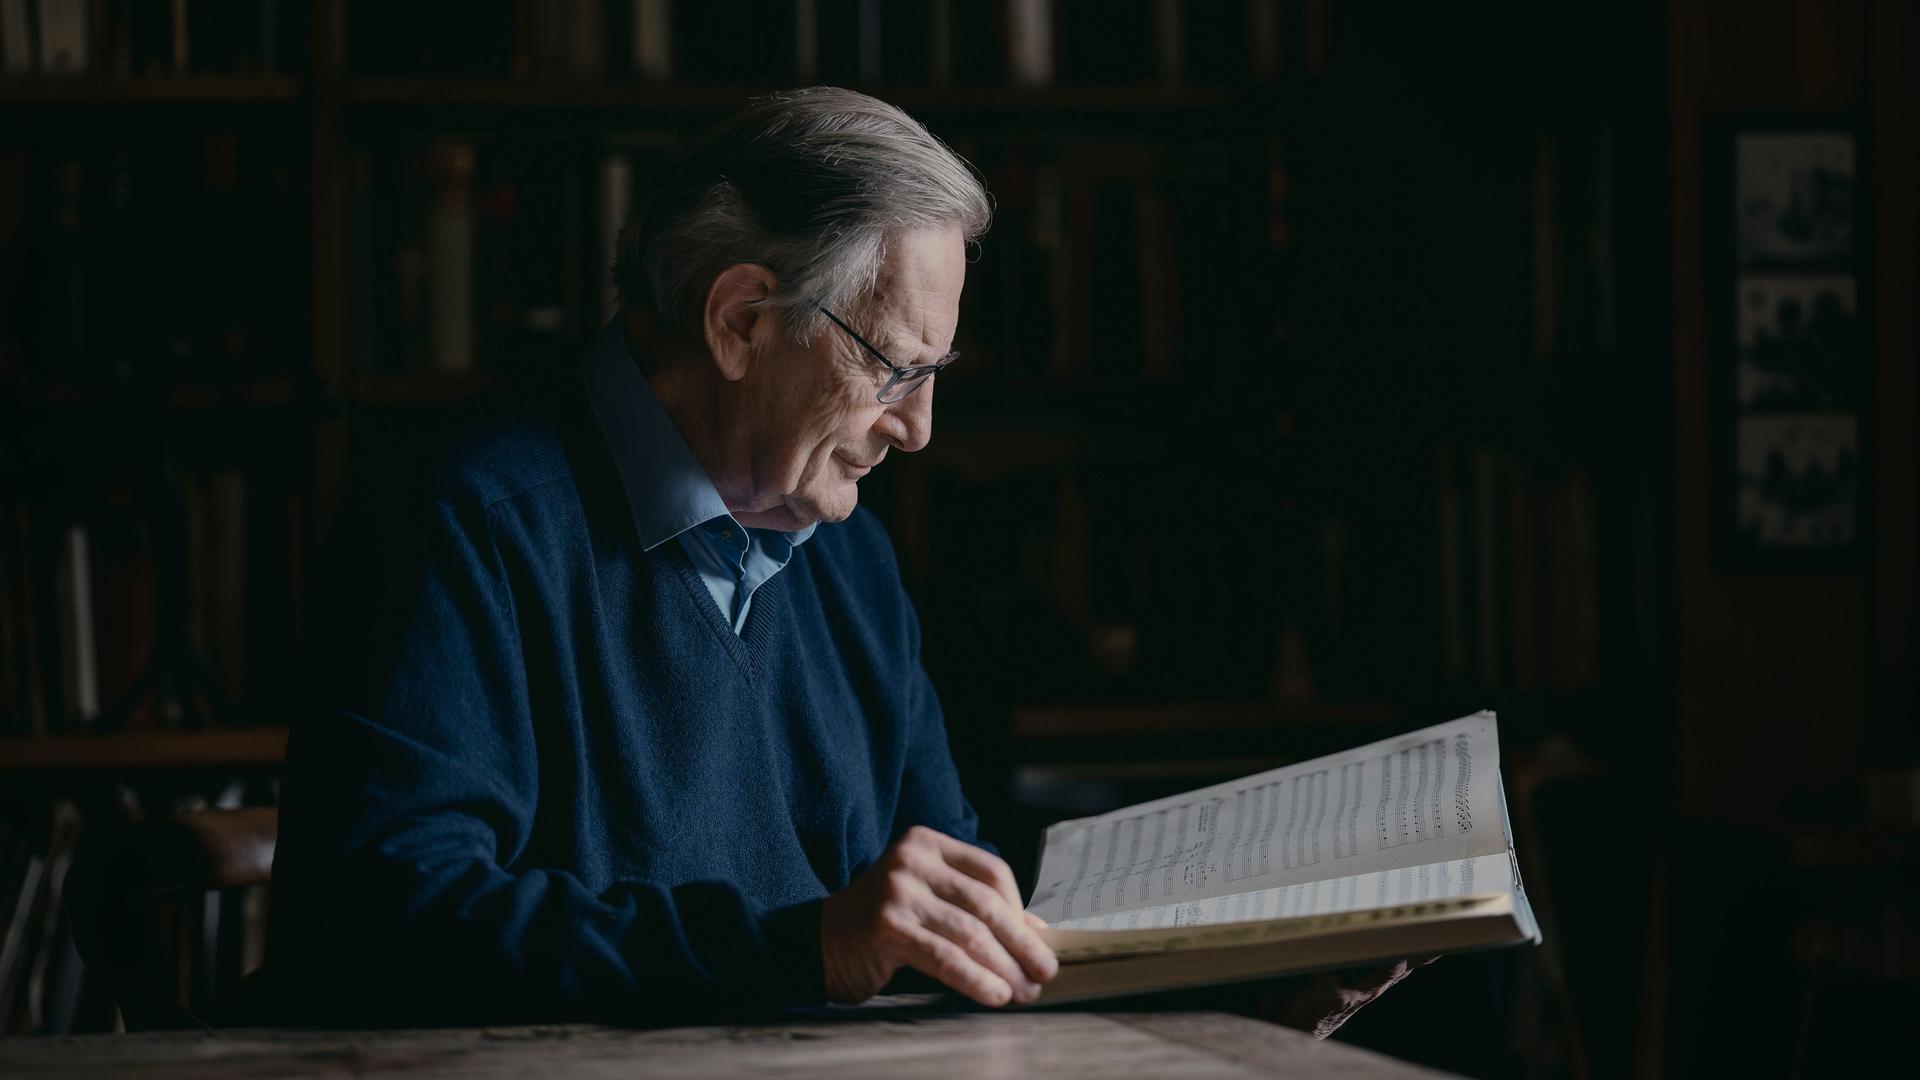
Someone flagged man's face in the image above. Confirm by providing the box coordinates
[735,227,965,529]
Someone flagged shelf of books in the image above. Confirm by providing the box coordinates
[0,0,1644,1038]
[0,725,287,772]
[0,73,302,103]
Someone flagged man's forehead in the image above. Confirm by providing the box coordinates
[863,229,965,348]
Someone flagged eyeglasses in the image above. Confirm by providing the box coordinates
[818,306,959,404]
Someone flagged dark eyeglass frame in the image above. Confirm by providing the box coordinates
[818,306,959,403]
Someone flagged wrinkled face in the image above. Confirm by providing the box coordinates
[735,227,965,528]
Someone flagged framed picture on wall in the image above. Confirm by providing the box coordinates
[1706,115,1871,569]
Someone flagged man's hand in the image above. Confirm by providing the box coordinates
[821,825,1058,1006]
[1258,956,1439,1038]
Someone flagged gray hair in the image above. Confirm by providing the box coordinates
[612,87,992,343]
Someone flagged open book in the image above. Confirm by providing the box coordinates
[1025,711,1542,1003]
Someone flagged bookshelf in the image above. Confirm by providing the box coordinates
[0,74,302,104]
[0,0,1654,756]
[0,726,287,772]
[0,0,1680,1047]
[0,8,1331,719]
[336,77,1241,114]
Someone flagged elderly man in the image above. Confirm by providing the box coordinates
[270,88,1413,1031]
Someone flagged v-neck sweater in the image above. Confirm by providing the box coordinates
[267,378,984,1027]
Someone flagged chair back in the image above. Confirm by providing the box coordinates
[63,807,277,1030]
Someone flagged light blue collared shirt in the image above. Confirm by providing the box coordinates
[582,320,816,634]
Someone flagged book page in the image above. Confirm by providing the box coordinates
[1041,892,1518,965]
[1027,712,1510,924]
[1048,852,1515,931]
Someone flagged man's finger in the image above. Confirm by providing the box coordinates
[919,895,1040,1001]
[921,831,1024,911]
[902,923,1016,1007]
[927,866,1057,983]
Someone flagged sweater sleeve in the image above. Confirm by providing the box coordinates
[883,556,993,858]
[272,496,823,1026]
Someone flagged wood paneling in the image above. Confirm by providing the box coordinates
[1668,0,1916,822]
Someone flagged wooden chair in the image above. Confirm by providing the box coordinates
[62,807,277,1030]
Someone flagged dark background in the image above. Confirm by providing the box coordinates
[0,1,1914,1075]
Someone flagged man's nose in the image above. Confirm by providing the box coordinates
[879,380,935,453]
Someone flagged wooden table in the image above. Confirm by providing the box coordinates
[0,1011,1454,1078]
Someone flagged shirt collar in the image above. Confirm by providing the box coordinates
[582,318,817,552]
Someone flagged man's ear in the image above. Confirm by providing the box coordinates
[702,263,779,383]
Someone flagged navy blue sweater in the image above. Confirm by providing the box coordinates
[268,381,984,1026]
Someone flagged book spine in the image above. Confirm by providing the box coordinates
[12,507,47,735]
[1590,124,1616,353]
[1470,447,1503,692]
[928,0,949,82]
[0,853,45,1027]
[1023,153,1062,375]
[1248,0,1281,80]
[1054,179,1093,377]
[527,0,578,76]
[125,0,167,73]
[206,470,246,708]
[47,159,86,376]
[1007,0,1051,86]
[559,153,585,343]
[181,473,208,717]
[1433,441,1466,684]
[1506,455,1537,689]
[474,147,518,371]
[0,502,18,733]
[1303,0,1327,75]
[52,524,98,728]
[0,149,18,381]
[634,0,672,79]
[260,0,275,71]
[0,0,34,73]
[1135,181,1177,379]
[1529,134,1560,362]
[346,147,378,374]
[171,0,189,71]
[1154,0,1181,83]
[28,801,83,1034]
[855,0,879,82]
[573,0,605,76]
[36,0,88,73]
[792,0,818,80]
[598,152,632,322]
[90,514,156,728]
[428,141,476,375]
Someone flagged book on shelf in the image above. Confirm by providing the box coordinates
[947,0,1006,83]
[427,141,476,375]
[1057,0,1155,84]
[1429,440,1600,697]
[352,0,511,78]
[4,0,1306,84]
[1024,711,1541,1003]
[1006,0,1052,86]
[0,464,300,734]
[50,523,98,726]
[634,0,673,80]
[0,0,32,73]
[0,0,296,77]
[597,152,632,322]
[526,0,606,78]
[356,133,679,381]
[8,131,298,385]
[0,817,46,1026]
[34,0,87,74]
